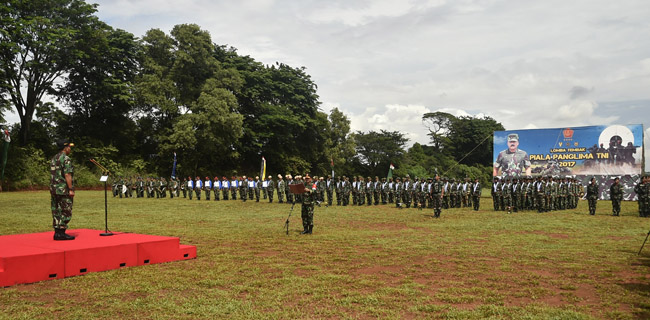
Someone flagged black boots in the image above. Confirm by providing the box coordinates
[301,225,313,234]
[53,228,75,241]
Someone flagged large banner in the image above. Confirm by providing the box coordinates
[493,124,644,200]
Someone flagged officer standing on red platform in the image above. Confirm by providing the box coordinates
[50,139,75,241]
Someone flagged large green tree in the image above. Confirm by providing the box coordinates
[136,24,244,175]
[215,45,326,175]
[352,130,408,177]
[0,0,100,145]
[56,24,140,160]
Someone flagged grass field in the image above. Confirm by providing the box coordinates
[1,190,650,319]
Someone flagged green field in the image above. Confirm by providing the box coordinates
[1,191,650,319]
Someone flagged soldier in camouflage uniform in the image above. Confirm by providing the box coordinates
[643,176,650,217]
[412,177,420,209]
[394,177,403,208]
[388,178,395,204]
[610,177,623,216]
[634,176,645,217]
[286,174,294,204]
[222,176,230,200]
[254,176,261,202]
[442,177,450,209]
[365,176,373,206]
[277,174,285,203]
[373,176,381,206]
[381,178,388,205]
[247,177,255,200]
[194,176,202,200]
[50,140,76,240]
[267,175,274,203]
[342,176,351,206]
[351,177,358,205]
[213,177,220,201]
[335,176,343,206]
[240,175,249,202]
[326,175,334,206]
[586,177,599,215]
[431,174,444,218]
[230,176,238,200]
[535,176,546,213]
[162,177,169,198]
[300,175,317,234]
[402,176,412,208]
[186,176,193,200]
[472,178,481,211]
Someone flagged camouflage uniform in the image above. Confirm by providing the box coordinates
[634,178,645,217]
[472,179,481,211]
[277,176,285,203]
[610,178,623,216]
[430,176,443,217]
[301,178,317,234]
[586,179,599,215]
[222,177,230,200]
[267,176,274,203]
[50,150,74,230]
[342,177,351,206]
[326,176,334,206]
[204,177,212,200]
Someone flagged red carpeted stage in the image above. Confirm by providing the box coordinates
[0,229,196,287]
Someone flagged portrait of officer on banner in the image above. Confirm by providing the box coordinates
[493,133,532,177]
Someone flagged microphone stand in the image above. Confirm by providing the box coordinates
[90,159,113,236]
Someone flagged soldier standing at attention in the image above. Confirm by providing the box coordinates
[642,176,650,217]
[285,174,293,204]
[222,176,230,200]
[254,176,261,202]
[472,178,481,211]
[277,174,285,203]
[610,177,623,216]
[326,175,334,206]
[187,176,194,200]
[248,176,255,200]
[194,176,202,200]
[213,177,220,201]
[240,175,248,202]
[335,176,343,206]
[267,175,275,203]
[430,174,444,218]
[586,177,599,215]
[300,175,317,234]
[634,176,646,217]
[50,140,76,241]
[394,177,403,208]
[230,176,238,200]
[203,176,211,200]
[342,176,351,206]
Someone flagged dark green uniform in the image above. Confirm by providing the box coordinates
[301,179,316,234]
[610,179,623,216]
[586,180,598,215]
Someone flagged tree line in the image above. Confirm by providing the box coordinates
[0,0,503,191]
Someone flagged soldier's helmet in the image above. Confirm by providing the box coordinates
[268,175,272,179]
[288,174,293,179]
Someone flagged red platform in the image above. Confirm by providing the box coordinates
[0,229,196,287]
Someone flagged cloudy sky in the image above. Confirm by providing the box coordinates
[9,0,650,165]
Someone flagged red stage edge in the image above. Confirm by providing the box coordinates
[0,229,197,287]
